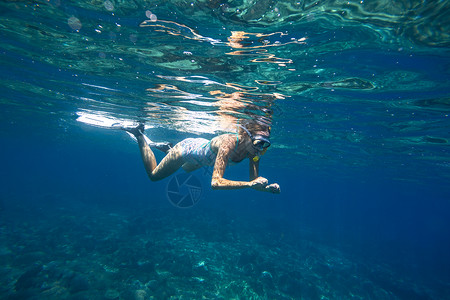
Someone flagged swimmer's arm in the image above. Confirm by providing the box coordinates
[210,140,271,191]
[210,140,246,189]
[211,164,253,190]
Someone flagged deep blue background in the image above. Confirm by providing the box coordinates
[1,1,449,297]
[2,112,449,291]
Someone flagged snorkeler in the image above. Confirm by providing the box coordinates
[125,121,280,193]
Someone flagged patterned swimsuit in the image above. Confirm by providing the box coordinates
[179,138,216,166]
[179,134,239,167]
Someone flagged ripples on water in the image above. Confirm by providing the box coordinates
[0,0,449,180]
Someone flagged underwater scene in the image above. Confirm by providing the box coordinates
[1,0,449,299]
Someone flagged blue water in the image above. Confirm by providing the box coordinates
[1,1,450,299]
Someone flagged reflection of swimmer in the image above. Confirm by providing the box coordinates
[125,121,280,193]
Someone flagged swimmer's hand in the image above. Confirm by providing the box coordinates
[250,177,281,194]
[265,183,281,194]
[250,177,269,190]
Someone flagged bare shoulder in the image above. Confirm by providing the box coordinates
[211,134,236,153]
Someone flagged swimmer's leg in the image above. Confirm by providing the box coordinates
[136,135,185,181]
[125,124,183,181]
[149,143,185,180]
[124,125,172,153]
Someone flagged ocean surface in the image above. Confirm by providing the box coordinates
[1,0,449,299]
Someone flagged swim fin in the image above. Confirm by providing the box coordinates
[76,112,140,129]
[125,131,172,153]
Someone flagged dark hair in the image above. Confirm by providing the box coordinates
[238,118,271,137]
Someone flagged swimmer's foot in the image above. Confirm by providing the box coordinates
[122,122,145,137]
[152,142,173,153]
[122,124,172,153]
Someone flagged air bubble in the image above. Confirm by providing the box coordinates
[104,0,114,11]
[68,16,82,31]
[129,34,137,43]
[145,10,157,21]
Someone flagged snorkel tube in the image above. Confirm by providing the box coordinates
[253,147,268,162]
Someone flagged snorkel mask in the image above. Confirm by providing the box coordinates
[252,134,271,151]
[236,124,271,161]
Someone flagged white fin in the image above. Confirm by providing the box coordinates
[76,111,139,129]
[125,131,153,145]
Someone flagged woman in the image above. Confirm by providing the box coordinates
[126,121,280,193]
